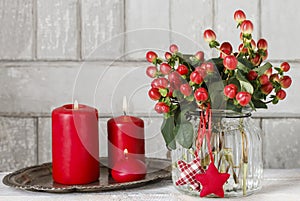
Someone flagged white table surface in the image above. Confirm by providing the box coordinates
[0,169,300,201]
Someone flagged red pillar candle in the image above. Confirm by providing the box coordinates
[107,116,145,170]
[52,102,99,185]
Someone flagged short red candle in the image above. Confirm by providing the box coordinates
[107,115,145,170]
[52,103,99,185]
[111,149,146,183]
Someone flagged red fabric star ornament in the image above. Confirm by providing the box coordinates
[195,162,230,198]
[175,157,204,191]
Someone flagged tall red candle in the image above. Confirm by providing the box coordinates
[52,102,99,185]
[107,115,145,170]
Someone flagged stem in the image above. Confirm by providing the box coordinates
[239,118,248,196]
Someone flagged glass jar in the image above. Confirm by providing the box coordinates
[171,110,263,197]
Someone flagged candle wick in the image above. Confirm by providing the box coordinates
[74,100,79,110]
[123,111,127,116]
[122,96,128,116]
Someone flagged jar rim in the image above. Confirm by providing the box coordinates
[188,108,252,118]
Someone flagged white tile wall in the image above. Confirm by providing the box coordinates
[263,118,300,168]
[0,0,33,59]
[81,0,124,60]
[261,0,300,60]
[37,0,78,59]
[0,117,37,171]
[170,0,213,57]
[125,0,170,60]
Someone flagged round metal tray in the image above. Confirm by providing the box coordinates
[2,157,171,193]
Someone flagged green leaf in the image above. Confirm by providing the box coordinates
[237,62,250,73]
[236,71,254,94]
[185,94,194,102]
[226,100,242,113]
[253,90,264,100]
[208,81,226,109]
[255,62,272,76]
[159,88,168,97]
[173,90,183,100]
[161,116,176,150]
[174,121,194,149]
[237,57,255,70]
[252,99,268,109]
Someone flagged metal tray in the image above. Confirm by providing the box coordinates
[2,157,171,193]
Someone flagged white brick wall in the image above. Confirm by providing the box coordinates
[0,0,299,170]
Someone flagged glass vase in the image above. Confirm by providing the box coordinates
[171,110,263,197]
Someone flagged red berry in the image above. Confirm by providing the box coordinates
[220,42,233,59]
[238,44,248,54]
[204,62,215,73]
[234,10,246,23]
[165,52,172,60]
[280,62,290,72]
[264,68,272,77]
[261,82,273,95]
[148,88,161,100]
[195,65,207,78]
[154,102,169,114]
[250,39,256,49]
[239,32,244,41]
[257,39,268,50]
[151,78,169,89]
[146,51,158,63]
[236,92,252,106]
[146,66,157,78]
[220,42,233,53]
[194,88,209,102]
[180,83,192,96]
[276,89,286,100]
[160,63,172,75]
[168,71,182,90]
[177,64,189,75]
[195,51,204,61]
[203,29,216,42]
[223,55,238,70]
[161,104,170,113]
[190,71,204,84]
[270,74,280,83]
[169,44,179,53]
[220,49,231,59]
[280,76,292,88]
[240,20,253,34]
[259,74,269,85]
[223,84,238,99]
[247,70,258,81]
[251,53,261,66]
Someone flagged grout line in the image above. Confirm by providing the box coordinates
[123,0,126,61]
[212,0,216,30]
[168,0,172,44]
[36,117,39,164]
[258,0,262,38]
[32,0,38,60]
[77,0,83,61]
[1,59,300,64]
